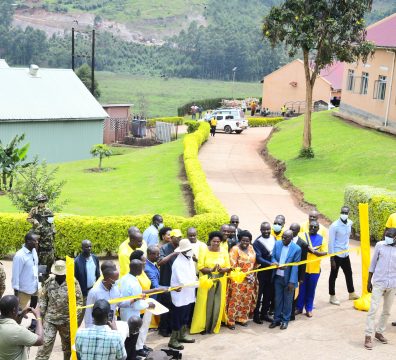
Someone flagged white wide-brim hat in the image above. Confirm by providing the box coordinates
[174,238,193,253]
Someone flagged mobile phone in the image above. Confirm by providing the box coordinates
[108,310,114,322]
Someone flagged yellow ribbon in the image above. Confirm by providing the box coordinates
[75,247,359,310]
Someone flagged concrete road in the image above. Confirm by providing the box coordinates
[2,127,395,359]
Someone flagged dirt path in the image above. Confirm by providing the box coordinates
[198,127,307,232]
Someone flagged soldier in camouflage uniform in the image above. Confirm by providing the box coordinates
[27,194,56,275]
[35,260,83,360]
[0,262,6,298]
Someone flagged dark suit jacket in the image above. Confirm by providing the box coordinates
[271,241,301,287]
[295,237,308,282]
[74,254,100,296]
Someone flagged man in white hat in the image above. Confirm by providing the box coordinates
[168,239,197,350]
[35,260,83,360]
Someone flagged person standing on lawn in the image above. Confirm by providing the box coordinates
[328,206,359,305]
[364,228,396,350]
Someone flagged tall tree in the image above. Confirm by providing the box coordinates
[263,0,375,158]
[76,64,101,99]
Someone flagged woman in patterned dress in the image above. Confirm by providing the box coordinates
[226,230,257,329]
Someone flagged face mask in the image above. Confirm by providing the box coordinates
[47,217,54,224]
[384,236,394,245]
[157,223,164,230]
[340,214,348,221]
[273,224,282,233]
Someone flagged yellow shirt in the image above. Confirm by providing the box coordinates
[220,241,229,254]
[198,249,230,273]
[118,239,148,278]
[386,213,396,228]
[271,229,284,241]
[300,221,328,242]
[303,233,328,274]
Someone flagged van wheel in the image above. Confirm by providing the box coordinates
[224,125,232,134]
[235,130,242,134]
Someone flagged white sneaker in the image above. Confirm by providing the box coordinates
[330,295,340,305]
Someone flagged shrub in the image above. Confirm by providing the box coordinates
[184,120,200,134]
[8,160,67,213]
[0,122,229,257]
[344,185,396,241]
[146,117,184,127]
[247,117,284,127]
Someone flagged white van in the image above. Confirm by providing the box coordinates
[209,108,249,134]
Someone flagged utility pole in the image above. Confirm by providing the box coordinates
[71,27,75,70]
[91,29,95,96]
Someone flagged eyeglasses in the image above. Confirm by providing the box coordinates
[231,221,239,224]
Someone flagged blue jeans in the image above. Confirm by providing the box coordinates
[274,275,294,324]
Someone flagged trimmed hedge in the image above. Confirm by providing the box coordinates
[247,117,284,127]
[344,185,396,241]
[184,120,200,134]
[0,122,228,257]
[146,117,184,127]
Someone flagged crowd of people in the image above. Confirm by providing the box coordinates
[0,197,396,359]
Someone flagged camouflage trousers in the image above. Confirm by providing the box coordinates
[38,250,55,275]
[35,320,71,360]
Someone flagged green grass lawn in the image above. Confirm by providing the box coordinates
[267,110,396,221]
[97,72,261,117]
[0,140,188,216]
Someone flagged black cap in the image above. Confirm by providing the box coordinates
[92,299,110,317]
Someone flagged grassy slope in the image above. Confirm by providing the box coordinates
[0,140,188,216]
[267,111,396,221]
[97,72,261,117]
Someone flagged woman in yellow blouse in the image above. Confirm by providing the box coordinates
[190,231,231,334]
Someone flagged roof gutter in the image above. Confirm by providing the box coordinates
[384,50,396,127]
[0,117,108,123]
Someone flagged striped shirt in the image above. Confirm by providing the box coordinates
[75,325,126,360]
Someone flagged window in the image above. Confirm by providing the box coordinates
[373,75,387,100]
[346,69,355,91]
[360,72,369,95]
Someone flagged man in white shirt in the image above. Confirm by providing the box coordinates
[12,232,39,309]
[169,239,197,350]
[187,227,206,275]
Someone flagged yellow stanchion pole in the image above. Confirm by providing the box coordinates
[354,203,372,311]
[66,256,78,360]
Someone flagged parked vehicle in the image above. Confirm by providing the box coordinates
[203,108,249,134]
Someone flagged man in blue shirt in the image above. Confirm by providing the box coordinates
[269,230,301,330]
[12,232,39,309]
[143,215,164,247]
[328,206,359,305]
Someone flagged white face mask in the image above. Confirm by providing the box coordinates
[340,214,348,221]
[47,217,54,224]
[384,236,394,245]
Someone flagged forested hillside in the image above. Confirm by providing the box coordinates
[1,0,394,82]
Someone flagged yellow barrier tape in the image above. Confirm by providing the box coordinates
[66,256,78,360]
[76,246,360,310]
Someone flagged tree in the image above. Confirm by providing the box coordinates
[8,159,67,212]
[263,0,375,158]
[90,144,112,170]
[76,64,101,99]
[0,134,30,191]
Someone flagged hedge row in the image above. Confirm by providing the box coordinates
[146,117,184,127]
[0,122,229,257]
[247,117,284,127]
[344,185,396,241]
